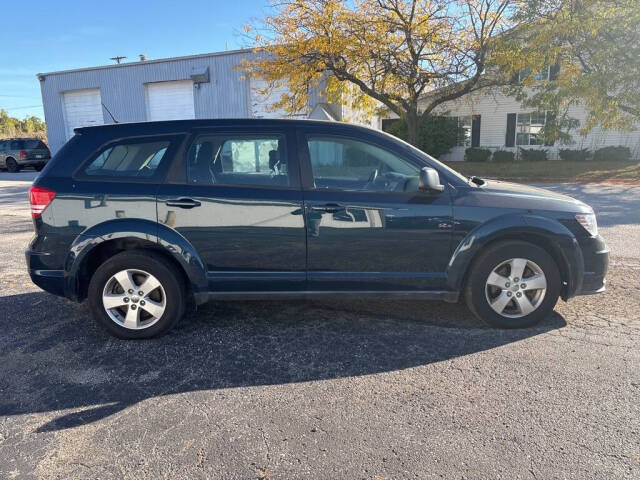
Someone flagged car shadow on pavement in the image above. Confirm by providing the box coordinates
[0,292,566,432]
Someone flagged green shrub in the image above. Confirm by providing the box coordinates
[520,148,547,162]
[465,148,492,162]
[559,149,592,162]
[592,146,631,162]
[493,150,515,163]
[384,116,459,158]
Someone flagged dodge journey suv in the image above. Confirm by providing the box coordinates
[26,119,608,339]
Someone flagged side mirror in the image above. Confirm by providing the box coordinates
[419,167,445,192]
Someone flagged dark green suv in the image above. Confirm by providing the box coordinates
[26,119,609,339]
[0,138,51,172]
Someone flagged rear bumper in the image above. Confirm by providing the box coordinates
[18,158,49,166]
[575,235,609,296]
[25,249,74,299]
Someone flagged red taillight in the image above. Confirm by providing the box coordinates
[29,186,56,218]
[19,150,27,159]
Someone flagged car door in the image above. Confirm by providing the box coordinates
[156,125,307,293]
[298,126,454,292]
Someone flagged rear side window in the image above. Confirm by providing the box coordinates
[84,140,170,178]
[22,139,48,149]
[186,134,289,187]
[10,140,24,150]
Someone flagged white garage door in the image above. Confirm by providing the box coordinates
[145,80,195,121]
[250,78,293,118]
[62,89,104,140]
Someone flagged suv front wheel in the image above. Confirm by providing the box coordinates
[465,241,561,328]
[88,251,185,339]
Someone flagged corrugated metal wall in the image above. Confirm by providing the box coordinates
[39,51,283,154]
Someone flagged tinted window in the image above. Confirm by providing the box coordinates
[187,135,289,187]
[307,136,419,192]
[84,140,170,177]
[10,140,23,150]
[22,139,48,149]
[0,141,6,151]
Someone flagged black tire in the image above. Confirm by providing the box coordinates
[6,158,20,173]
[465,240,561,329]
[88,250,185,339]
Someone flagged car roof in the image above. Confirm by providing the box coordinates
[2,137,43,141]
[73,118,381,137]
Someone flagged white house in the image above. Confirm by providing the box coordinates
[429,88,640,162]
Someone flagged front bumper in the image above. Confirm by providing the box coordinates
[576,235,609,295]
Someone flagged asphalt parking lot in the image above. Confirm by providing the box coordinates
[0,173,638,479]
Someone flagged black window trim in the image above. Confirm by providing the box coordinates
[165,127,301,191]
[72,133,187,183]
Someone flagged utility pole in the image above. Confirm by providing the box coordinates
[110,56,127,64]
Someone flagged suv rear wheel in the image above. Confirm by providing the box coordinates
[6,158,20,173]
[465,240,561,328]
[88,251,185,339]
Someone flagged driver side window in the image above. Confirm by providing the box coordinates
[307,136,419,192]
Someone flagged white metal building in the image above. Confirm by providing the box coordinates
[38,48,362,155]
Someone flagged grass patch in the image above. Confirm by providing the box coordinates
[444,160,640,184]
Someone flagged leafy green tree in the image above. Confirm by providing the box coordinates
[244,0,517,146]
[496,0,640,137]
[384,116,460,157]
[0,109,47,140]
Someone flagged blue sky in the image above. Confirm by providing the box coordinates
[0,0,270,119]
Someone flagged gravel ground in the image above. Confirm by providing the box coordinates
[0,177,638,480]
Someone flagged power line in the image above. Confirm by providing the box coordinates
[1,105,43,110]
[0,94,40,99]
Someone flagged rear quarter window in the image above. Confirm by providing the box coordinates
[22,139,48,149]
[80,138,174,179]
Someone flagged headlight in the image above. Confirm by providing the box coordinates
[575,213,598,237]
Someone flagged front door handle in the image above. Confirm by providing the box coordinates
[310,203,345,213]
[165,198,201,209]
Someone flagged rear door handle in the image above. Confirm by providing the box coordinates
[310,203,345,213]
[165,198,201,209]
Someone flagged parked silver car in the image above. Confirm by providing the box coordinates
[0,138,51,172]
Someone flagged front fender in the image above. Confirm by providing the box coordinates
[64,219,207,300]
[446,214,583,300]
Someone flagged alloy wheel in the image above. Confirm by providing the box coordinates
[484,258,547,318]
[102,269,166,330]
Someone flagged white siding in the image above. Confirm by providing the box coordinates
[423,89,640,161]
[250,78,296,118]
[145,80,195,121]
[62,88,104,140]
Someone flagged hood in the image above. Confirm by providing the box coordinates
[472,179,592,213]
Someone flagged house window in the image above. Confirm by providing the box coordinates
[518,66,550,82]
[534,66,551,81]
[516,112,546,146]
[456,116,473,147]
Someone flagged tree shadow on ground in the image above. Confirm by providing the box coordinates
[0,292,566,432]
